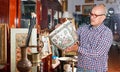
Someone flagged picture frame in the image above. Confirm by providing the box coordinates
[75,5,81,12]
[82,4,95,15]
[97,0,103,1]
[10,28,37,72]
[0,24,7,64]
[39,30,52,56]
[85,0,94,3]
[49,20,78,50]
[106,0,116,3]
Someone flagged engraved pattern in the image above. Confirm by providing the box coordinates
[49,20,78,50]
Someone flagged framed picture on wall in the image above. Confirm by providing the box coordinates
[97,0,103,1]
[82,4,95,15]
[10,28,37,72]
[75,5,81,12]
[106,0,116,3]
[85,0,94,3]
[0,24,7,65]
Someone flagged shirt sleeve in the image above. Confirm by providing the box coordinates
[78,29,113,58]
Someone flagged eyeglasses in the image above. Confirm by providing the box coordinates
[89,12,105,18]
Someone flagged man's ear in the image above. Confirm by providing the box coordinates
[103,15,106,20]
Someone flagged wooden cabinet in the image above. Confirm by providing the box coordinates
[0,0,19,71]
[0,0,62,72]
[41,0,62,30]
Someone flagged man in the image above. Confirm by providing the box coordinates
[65,4,113,72]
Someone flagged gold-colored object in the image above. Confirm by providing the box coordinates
[32,39,44,65]
[37,39,44,52]
[32,53,41,64]
[58,57,77,72]
[72,61,74,72]
[62,0,67,11]
[0,24,7,64]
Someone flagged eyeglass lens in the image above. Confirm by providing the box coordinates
[89,12,105,18]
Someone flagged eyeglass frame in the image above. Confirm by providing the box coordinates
[89,12,106,18]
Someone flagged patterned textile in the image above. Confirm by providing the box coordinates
[77,67,96,72]
[77,23,113,72]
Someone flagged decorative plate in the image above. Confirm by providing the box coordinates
[58,57,77,62]
[49,20,78,50]
[58,57,73,61]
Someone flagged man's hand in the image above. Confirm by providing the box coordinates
[64,42,79,53]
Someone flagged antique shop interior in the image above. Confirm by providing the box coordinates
[0,0,120,72]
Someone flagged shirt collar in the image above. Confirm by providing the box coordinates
[89,23,105,31]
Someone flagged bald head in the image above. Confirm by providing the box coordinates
[92,4,107,16]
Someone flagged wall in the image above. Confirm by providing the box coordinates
[67,0,120,14]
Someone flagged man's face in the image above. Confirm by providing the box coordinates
[89,7,106,27]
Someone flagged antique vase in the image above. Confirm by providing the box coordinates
[17,46,32,72]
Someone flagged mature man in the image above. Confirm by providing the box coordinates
[65,4,113,72]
